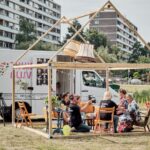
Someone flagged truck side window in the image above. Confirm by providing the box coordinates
[82,71,103,87]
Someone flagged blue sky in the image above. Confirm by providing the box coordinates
[55,0,150,42]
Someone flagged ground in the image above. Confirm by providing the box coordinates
[0,124,150,150]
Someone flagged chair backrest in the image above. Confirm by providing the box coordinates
[79,102,95,113]
[145,102,150,110]
[98,107,115,123]
[144,108,150,126]
[18,101,29,116]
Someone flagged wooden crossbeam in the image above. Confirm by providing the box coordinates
[50,62,150,70]
[13,64,48,69]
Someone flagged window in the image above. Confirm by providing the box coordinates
[82,71,103,87]
[0,41,3,47]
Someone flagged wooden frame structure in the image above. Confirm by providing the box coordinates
[12,1,150,138]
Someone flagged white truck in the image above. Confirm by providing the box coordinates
[0,49,119,120]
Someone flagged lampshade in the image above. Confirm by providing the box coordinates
[75,43,96,62]
[63,40,81,57]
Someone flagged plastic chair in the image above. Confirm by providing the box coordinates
[16,101,35,127]
[94,107,115,134]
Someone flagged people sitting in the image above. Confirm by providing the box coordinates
[117,89,128,115]
[61,92,71,125]
[99,91,118,133]
[69,95,91,132]
[118,94,141,132]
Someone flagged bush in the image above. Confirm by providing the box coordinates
[133,72,140,79]
[133,89,150,103]
[45,95,60,108]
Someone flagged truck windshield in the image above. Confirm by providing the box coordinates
[82,71,103,87]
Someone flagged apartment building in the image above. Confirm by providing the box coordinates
[0,0,61,49]
[90,11,137,52]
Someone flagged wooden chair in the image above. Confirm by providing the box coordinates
[16,101,35,127]
[94,107,115,134]
[133,108,150,132]
[79,102,95,129]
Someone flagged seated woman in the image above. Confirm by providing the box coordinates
[61,92,71,125]
[99,91,118,133]
[117,89,128,115]
[118,94,141,132]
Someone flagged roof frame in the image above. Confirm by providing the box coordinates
[12,1,150,138]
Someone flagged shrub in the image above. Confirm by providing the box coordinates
[133,89,150,103]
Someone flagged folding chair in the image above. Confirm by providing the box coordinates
[16,101,35,127]
[94,107,115,134]
[133,108,150,132]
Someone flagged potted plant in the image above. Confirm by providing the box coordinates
[44,95,60,119]
[45,95,60,109]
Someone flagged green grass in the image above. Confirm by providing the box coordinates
[0,124,150,150]
[119,84,150,93]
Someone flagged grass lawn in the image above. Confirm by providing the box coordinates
[0,124,150,150]
[119,84,150,93]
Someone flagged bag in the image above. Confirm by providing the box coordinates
[118,121,133,133]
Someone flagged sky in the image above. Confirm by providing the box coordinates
[54,0,150,42]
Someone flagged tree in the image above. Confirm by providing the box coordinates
[16,18,36,44]
[128,41,150,63]
[16,41,58,51]
[62,20,85,44]
[84,29,107,49]
[16,18,57,51]
[97,46,117,63]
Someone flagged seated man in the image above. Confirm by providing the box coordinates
[69,96,92,132]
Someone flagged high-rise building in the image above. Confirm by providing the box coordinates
[90,11,137,52]
[0,0,61,49]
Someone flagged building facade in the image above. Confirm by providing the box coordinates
[90,11,137,52]
[0,0,61,49]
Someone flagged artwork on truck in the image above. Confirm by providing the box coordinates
[36,58,49,85]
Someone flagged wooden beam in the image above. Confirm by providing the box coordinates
[48,2,108,63]
[13,64,48,69]
[66,10,98,21]
[108,1,150,51]
[12,68,15,124]
[106,68,109,91]
[48,67,53,138]
[23,126,49,139]
[50,62,150,70]
[66,1,110,22]
[14,17,64,65]
[65,18,105,63]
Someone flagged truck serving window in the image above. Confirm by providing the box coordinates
[82,71,103,87]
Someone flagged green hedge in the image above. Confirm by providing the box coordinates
[133,89,150,103]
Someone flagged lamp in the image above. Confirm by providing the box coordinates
[75,43,96,62]
[63,40,81,57]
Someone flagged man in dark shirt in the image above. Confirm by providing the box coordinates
[99,91,118,133]
[69,96,91,132]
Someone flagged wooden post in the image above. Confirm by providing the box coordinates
[12,68,15,124]
[106,68,109,91]
[48,66,53,138]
